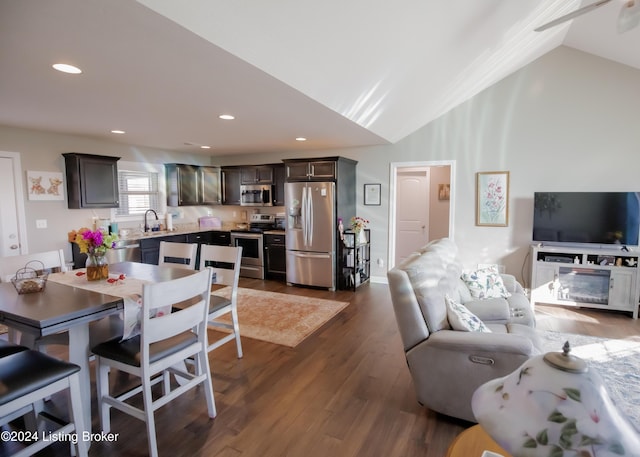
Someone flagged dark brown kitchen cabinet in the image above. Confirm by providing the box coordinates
[264,233,286,280]
[166,164,221,206]
[166,164,199,206]
[241,165,273,184]
[273,163,286,206]
[222,167,241,205]
[63,153,120,209]
[284,159,337,181]
[201,166,221,204]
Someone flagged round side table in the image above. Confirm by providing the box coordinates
[446,424,511,457]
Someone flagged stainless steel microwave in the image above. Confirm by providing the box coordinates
[240,184,273,206]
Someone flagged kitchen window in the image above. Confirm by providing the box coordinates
[112,162,165,220]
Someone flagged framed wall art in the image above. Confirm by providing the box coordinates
[438,183,450,201]
[476,171,509,227]
[364,183,381,205]
[27,171,65,201]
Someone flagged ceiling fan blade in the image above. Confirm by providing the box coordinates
[535,0,613,32]
[618,0,640,33]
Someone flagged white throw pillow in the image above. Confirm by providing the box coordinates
[445,295,492,333]
[461,266,511,299]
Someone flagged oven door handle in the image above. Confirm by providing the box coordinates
[232,233,263,240]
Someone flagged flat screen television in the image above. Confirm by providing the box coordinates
[532,192,640,247]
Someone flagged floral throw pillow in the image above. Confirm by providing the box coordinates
[445,295,491,333]
[461,266,511,299]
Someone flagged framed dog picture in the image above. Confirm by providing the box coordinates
[27,171,65,201]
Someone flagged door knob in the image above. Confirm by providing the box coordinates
[10,244,18,250]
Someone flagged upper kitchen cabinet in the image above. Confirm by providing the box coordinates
[63,153,120,209]
[201,166,221,205]
[166,164,221,206]
[241,165,274,184]
[221,166,241,205]
[284,157,355,181]
[166,163,199,206]
[272,163,286,206]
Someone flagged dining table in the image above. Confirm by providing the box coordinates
[0,261,198,435]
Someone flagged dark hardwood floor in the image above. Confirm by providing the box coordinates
[3,280,640,457]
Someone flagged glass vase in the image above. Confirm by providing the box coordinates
[357,229,367,245]
[86,252,109,281]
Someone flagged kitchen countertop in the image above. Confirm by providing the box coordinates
[118,224,285,241]
[263,230,286,235]
[118,224,233,241]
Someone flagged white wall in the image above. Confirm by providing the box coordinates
[0,127,219,260]
[216,46,640,285]
[1,46,639,286]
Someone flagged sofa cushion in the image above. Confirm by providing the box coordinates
[461,266,511,299]
[401,239,463,333]
[445,295,491,333]
[456,278,472,303]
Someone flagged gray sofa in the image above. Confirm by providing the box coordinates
[387,238,542,422]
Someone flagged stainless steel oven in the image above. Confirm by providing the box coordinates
[231,231,264,279]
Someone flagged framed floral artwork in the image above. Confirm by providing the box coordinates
[476,171,509,227]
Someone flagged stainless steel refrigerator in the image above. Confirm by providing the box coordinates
[285,181,336,290]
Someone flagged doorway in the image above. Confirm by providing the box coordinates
[0,152,29,256]
[388,160,455,268]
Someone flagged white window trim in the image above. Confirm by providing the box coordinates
[111,161,166,222]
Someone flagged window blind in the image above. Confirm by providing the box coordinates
[115,170,160,216]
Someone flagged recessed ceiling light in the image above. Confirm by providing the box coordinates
[111,130,125,134]
[295,137,307,142]
[52,63,82,74]
[219,114,235,120]
[200,145,211,149]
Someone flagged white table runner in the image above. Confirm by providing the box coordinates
[49,270,151,339]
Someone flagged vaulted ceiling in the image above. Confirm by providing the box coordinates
[1,0,638,156]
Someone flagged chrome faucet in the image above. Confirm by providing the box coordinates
[144,209,158,232]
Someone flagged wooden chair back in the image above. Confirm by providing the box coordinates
[158,241,197,270]
[199,244,242,289]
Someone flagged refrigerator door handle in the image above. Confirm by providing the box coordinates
[308,187,313,246]
[301,186,308,246]
[291,252,332,259]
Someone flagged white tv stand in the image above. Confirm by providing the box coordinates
[530,244,639,319]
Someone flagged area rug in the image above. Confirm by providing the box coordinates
[539,330,640,432]
[210,287,350,348]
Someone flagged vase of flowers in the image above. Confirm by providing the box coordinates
[350,216,369,244]
[70,227,118,281]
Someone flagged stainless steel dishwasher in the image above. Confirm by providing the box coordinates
[106,239,142,263]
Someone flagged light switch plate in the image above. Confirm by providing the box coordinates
[36,219,47,229]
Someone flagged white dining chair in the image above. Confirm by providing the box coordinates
[200,244,243,358]
[0,250,69,348]
[157,241,198,269]
[0,249,66,283]
[92,268,216,457]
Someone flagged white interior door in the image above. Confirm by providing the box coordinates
[395,168,430,266]
[0,153,28,256]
